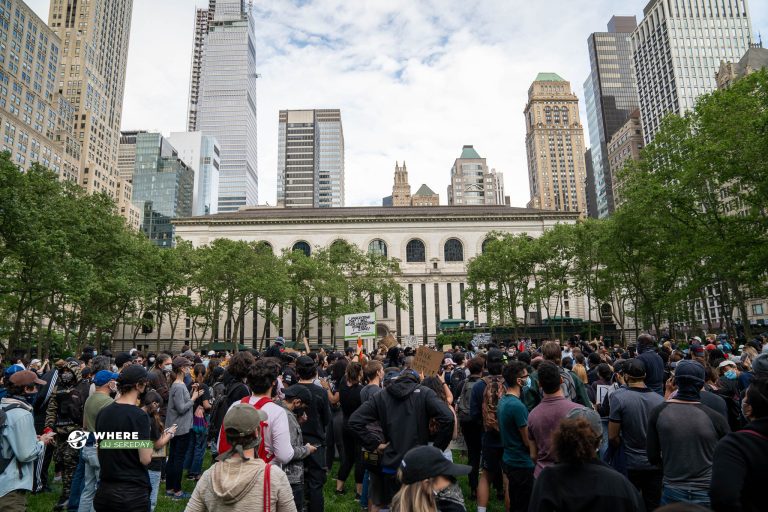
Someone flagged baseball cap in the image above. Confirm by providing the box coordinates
[566,406,603,436]
[399,445,471,484]
[675,360,705,385]
[114,352,134,368]
[625,358,646,379]
[486,348,505,364]
[208,350,216,357]
[218,403,268,461]
[705,344,717,351]
[172,356,192,370]
[117,364,148,386]
[296,355,316,369]
[3,364,25,377]
[9,370,46,387]
[93,370,119,387]
[182,349,196,359]
[274,336,285,346]
[691,336,702,344]
[29,359,42,367]
[718,360,737,369]
[691,345,705,356]
[283,384,312,404]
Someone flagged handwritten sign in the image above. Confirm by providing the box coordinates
[412,346,444,377]
[344,312,376,340]
[379,334,397,350]
[402,335,419,349]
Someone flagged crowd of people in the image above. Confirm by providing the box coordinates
[0,331,766,512]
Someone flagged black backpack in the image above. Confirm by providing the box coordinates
[0,401,31,478]
[208,381,248,441]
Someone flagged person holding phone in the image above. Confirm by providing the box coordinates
[142,391,176,512]
[164,357,201,500]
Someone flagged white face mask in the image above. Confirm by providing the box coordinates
[164,364,172,371]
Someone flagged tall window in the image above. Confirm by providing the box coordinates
[292,241,311,256]
[444,238,464,262]
[368,239,387,257]
[406,239,426,262]
[481,238,493,253]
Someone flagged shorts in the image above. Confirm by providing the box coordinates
[480,444,503,473]
[368,471,387,507]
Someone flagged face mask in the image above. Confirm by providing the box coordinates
[725,370,737,380]
[23,392,37,405]
[294,407,306,418]
[524,376,532,388]
[148,357,155,364]
[164,364,172,371]
[60,372,73,384]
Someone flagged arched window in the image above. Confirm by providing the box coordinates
[444,238,464,262]
[368,239,387,257]
[292,241,311,257]
[481,238,493,253]
[255,241,273,254]
[406,239,426,263]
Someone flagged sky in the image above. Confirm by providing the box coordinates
[26,0,768,208]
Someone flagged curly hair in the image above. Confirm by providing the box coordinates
[345,362,363,385]
[553,418,600,464]
[228,351,256,380]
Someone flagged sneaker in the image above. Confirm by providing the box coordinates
[334,489,345,496]
[171,492,192,500]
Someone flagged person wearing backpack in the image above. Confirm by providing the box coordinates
[527,361,580,477]
[469,349,506,512]
[186,403,297,512]
[208,351,253,457]
[536,341,592,408]
[456,356,484,499]
[0,370,55,511]
[217,359,293,465]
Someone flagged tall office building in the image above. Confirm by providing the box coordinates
[391,161,411,206]
[118,130,146,183]
[196,0,258,212]
[130,133,193,247]
[632,0,752,143]
[187,4,214,132]
[447,145,506,206]
[168,131,221,216]
[47,0,138,225]
[524,73,588,214]
[0,0,80,182]
[607,109,644,208]
[583,16,639,218]
[277,109,344,208]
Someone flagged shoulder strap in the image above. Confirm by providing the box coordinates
[254,397,272,410]
[740,429,768,441]
[240,396,251,405]
[263,461,272,512]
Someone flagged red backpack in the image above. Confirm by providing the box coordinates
[481,375,506,432]
[217,396,274,463]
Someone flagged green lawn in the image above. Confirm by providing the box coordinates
[28,451,502,511]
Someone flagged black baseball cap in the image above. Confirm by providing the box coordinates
[114,352,134,368]
[625,358,646,379]
[117,364,148,386]
[284,384,312,404]
[400,445,471,484]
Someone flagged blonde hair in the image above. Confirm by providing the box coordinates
[573,363,588,384]
[390,470,437,512]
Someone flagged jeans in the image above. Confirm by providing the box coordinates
[291,482,304,512]
[502,465,534,512]
[165,432,191,493]
[337,425,364,485]
[628,468,663,512]
[183,428,207,476]
[360,471,369,508]
[68,450,85,511]
[94,481,150,512]
[460,420,483,494]
[304,447,327,512]
[148,470,161,512]
[77,445,100,512]
[661,485,710,507]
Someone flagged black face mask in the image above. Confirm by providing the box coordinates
[294,407,306,418]
[60,372,74,384]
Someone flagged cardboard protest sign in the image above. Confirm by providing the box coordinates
[402,335,419,349]
[379,333,397,349]
[412,346,443,377]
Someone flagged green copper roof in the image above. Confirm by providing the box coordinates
[535,72,566,82]
[413,184,436,196]
[460,145,482,159]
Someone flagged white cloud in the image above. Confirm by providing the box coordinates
[24,0,768,207]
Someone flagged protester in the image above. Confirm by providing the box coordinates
[93,365,153,512]
[528,361,580,477]
[148,354,171,421]
[336,361,365,496]
[184,363,211,481]
[78,370,118,512]
[647,360,730,507]
[497,361,534,512]
[349,367,454,509]
[608,358,665,511]
[279,385,317,511]
[186,403,297,512]
[165,356,201,499]
[529,408,644,511]
[710,377,768,512]
[636,334,665,395]
[0,370,54,511]
[391,445,470,512]
[455,356,484,498]
[142,390,175,512]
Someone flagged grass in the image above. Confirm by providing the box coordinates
[28,451,503,511]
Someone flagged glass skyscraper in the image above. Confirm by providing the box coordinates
[168,132,221,216]
[131,133,194,247]
[633,0,752,143]
[197,0,258,212]
[583,16,639,218]
[277,109,345,208]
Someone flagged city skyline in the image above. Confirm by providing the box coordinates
[23,0,768,208]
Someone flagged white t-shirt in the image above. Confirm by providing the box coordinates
[218,395,293,466]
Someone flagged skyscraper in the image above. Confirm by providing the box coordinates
[607,109,644,208]
[447,145,506,206]
[47,0,138,226]
[277,109,345,208]
[130,133,194,247]
[583,16,639,218]
[118,130,147,183]
[187,4,214,132]
[524,73,588,214]
[632,0,752,143]
[168,131,221,216]
[196,0,258,212]
[391,161,412,206]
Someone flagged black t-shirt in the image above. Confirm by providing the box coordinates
[191,382,211,410]
[297,382,331,445]
[95,402,151,490]
[148,419,163,472]
[339,379,363,420]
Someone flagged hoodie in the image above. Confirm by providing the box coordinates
[45,360,85,429]
[186,457,296,512]
[348,372,454,469]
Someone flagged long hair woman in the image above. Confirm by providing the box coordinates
[183,363,212,481]
[336,361,365,496]
[164,357,201,499]
[391,445,470,512]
